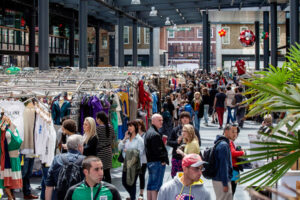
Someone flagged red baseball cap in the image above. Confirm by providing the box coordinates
[182,154,207,168]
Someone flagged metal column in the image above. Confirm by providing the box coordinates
[202,11,209,72]
[95,24,100,66]
[270,3,278,67]
[290,0,299,46]
[109,34,115,66]
[207,21,211,72]
[263,11,269,69]
[29,5,36,68]
[69,19,75,67]
[255,21,260,70]
[79,0,88,69]
[132,20,138,67]
[118,14,125,67]
[38,0,49,70]
[149,28,154,66]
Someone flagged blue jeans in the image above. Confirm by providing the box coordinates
[147,162,166,191]
[233,107,237,122]
[203,104,209,123]
[194,111,201,131]
[227,106,235,124]
[122,171,138,200]
[40,166,49,200]
[21,157,35,196]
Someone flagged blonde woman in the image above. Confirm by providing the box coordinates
[176,124,200,156]
[191,92,204,131]
[83,117,98,156]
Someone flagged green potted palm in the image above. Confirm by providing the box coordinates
[237,43,300,190]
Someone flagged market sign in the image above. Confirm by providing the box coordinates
[167,27,191,32]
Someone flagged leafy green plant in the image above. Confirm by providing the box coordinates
[238,129,300,188]
[238,43,300,189]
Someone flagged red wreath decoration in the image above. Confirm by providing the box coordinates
[218,29,226,37]
[239,30,255,47]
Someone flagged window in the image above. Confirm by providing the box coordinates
[137,27,141,44]
[240,26,248,33]
[124,26,129,44]
[144,28,150,44]
[2,28,7,43]
[102,34,107,49]
[197,28,213,38]
[9,30,14,44]
[180,45,184,52]
[197,29,203,38]
[222,27,230,44]
[168,30,174,38]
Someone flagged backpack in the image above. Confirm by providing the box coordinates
[202,139,226,179]
[56,154,85,199]
[184,104,193,117]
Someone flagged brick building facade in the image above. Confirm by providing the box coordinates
[167,25,217,69]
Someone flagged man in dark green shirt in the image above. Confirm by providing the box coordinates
[64,156,121,200]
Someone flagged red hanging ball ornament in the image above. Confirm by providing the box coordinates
[218,28,226,37]
[239,30,255,47]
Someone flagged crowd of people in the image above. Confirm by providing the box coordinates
[4,70,265,200]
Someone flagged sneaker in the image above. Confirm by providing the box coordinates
[218,126,223,129]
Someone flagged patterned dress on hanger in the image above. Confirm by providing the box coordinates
[0,127,23,189]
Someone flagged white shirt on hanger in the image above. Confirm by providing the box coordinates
[34,113,47,156]
[0,100,25,141]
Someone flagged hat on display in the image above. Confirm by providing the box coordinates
[182,154,207,168]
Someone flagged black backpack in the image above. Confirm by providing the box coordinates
[56,154,85,199]
[202,139,226,179]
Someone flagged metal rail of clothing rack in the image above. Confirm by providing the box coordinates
[0,75,139,100]
[0,67,178,100]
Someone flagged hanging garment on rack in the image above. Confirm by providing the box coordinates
[51,100,71,125]
[152,92,158,114]
[34,113,48,156]
[90,95,104,120]
[120,113,128,140]
[138,80,152,117]
[114,94,123,126]
[80,96,93,134]
[117,90,129,117]
[39,122,56,166]
[0,126,23,189]
[20,107,36,155]
[99,94,110,115]
[129,87,138,121]
[172,78,177,90]
[109,94,119,140]
[0,100,25,141]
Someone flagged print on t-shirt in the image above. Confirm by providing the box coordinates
[176,194,195,200]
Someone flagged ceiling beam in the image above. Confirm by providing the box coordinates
[93,0,153,28]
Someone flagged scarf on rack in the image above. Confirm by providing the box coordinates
[138,80,152,116]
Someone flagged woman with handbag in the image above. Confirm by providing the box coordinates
[118,121,144,200]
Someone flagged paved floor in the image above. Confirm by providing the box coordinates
[3,117,260,200]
